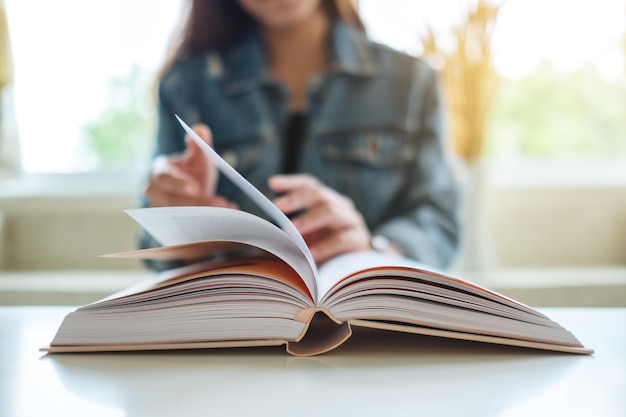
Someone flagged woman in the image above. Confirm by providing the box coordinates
[141,0,460,271]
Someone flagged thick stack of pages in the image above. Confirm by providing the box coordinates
[43,206,592,356]
[43,117,593,356]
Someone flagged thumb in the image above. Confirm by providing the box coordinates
[184,123,213,164]
[192,124,213,146]
[182,123,219,196]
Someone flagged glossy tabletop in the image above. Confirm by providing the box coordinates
[0,306,624,417]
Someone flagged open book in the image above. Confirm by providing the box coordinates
[43,117,593,356]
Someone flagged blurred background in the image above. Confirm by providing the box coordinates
[0,0,625,306]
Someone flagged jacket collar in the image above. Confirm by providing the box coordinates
[222,20,378,94]
[329,20,378,76]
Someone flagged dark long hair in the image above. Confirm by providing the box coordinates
[158,0,364,79]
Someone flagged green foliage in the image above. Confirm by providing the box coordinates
[83,66,154,170]
[85,108,151,167]
[486,62,626,159]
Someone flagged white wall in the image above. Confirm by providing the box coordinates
[0,194,143,270]
[490,186,626,267]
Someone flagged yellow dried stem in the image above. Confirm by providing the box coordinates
[0,3,13,90]
[421,0,502,162]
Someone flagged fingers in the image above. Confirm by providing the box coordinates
[185,124,219,195]
[185,124,213,164]
[295,202,369,263]
[145,124,233,209]
[270,174,332,214]
[145,170,202,207]
[146,166,238,208]
[269,174,372,263]
[148,192,238,208]
[193,124,213,145]
[149,155,201,195]
[289,197,354,235]
[308,228,371,264]
[270,174,358,231]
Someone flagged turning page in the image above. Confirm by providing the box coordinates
[127,206,317,302]
[176,115,318,299]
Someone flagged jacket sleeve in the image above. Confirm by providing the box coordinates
[373,63,461,269]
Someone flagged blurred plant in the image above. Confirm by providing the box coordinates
[420,0,502,162]
[84,65,155,170]
[487,62,626,158]
[485,2,626,160]
[0,3,11,91]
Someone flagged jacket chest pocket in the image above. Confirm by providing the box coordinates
[314,131,419,226]
[321,132,418,167]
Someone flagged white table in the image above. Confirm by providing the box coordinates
[1,306,624,417]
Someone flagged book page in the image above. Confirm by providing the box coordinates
[317,251,536,312]
[126,206,317,299]
[315,252,587,349]
[90,256,314,308]
[316,251,429,303]
[176,116,317,279]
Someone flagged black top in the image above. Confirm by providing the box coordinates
[282,113,308,174]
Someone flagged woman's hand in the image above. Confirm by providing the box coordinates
[145,124,237,209]
[269,174,373,264]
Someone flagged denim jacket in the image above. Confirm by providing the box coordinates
[141,21,460,270]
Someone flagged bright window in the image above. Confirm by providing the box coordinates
[360,0,626,162]
[5,0,183,174]
[5,0,626,175]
